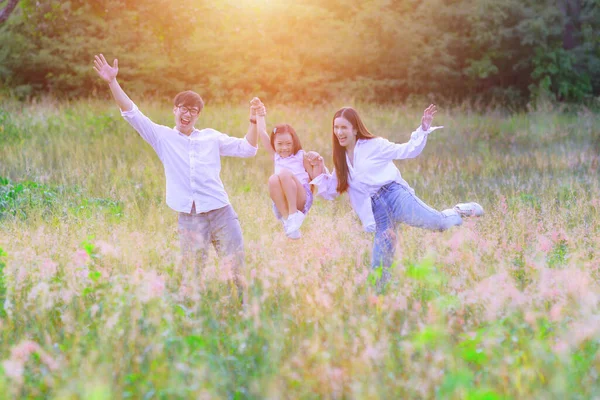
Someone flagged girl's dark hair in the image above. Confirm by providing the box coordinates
[270,124,303,155]
[332,107,376,193]
[173,90,204,111]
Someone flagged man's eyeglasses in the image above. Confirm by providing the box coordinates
[178,105,200,116]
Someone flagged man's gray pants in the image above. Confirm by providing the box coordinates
[178,204,245,298]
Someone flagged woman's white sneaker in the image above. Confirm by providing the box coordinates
[454,202,484,217]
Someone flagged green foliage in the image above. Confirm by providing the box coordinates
[570,341,599,388]
[0,176,123,221]
[0,176,59,218]
[81,236,97,258]
[0,109,21,143]
[406,257,446,303]
[511,193,542,212]
[438,369,475,398]
[413,326,447,349]
[458,332,489,366]
[548,239,569,268]
[0,0,598,104]
[531,47,593,102]
[0,247,6,318]
[511,251,531,290]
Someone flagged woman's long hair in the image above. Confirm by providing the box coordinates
[332,107,376,193]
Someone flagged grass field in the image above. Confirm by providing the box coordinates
[1,98,600,399]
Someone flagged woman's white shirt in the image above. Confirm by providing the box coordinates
[274,150,310,185]
[310,126,442,232]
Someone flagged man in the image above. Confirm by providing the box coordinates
[93,53,260,300]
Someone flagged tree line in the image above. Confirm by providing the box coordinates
[0,0,598,106]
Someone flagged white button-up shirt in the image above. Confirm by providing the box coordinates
[121,104,257,213]
[274,150,310,185]
[310,126,442,232]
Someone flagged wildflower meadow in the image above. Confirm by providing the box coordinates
[1,98,599,399]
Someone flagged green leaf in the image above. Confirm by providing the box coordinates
[89,271,102,282]
[185,335,207,350]
[438,369,474,397]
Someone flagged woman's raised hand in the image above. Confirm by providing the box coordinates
[93,54,118,83]
[421,104,437,131]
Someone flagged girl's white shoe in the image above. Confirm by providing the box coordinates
[287,211,305,232]
[282,211,304,240]
[286,229,301,240]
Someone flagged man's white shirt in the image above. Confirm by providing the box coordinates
[121,104,257,213]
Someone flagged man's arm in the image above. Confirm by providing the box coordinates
[93,54,133,112]
[244,97,265,148]
[252,99,274,156]
[94,54,162,149]
[245,118,258,148]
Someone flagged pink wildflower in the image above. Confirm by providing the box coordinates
[95,240,118,257]
[40,259,58,279]
[72,249,90,269]
[550,303,563,321]
[536,235,553,253]
[2,340,58,384]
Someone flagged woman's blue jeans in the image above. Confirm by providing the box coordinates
[370,182,463,289]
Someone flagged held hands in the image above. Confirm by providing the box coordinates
[305,151,325,177]
[250,97,266,117]
[93,54,118,83]
[421,104,437,131]
[304,151,323,166]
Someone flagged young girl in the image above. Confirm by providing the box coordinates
[307,105,483,290]
[251,99,322,239]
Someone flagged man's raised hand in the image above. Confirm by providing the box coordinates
[93,54,118,84]
[250,97,266,117]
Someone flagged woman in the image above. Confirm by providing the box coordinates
[308,105,483,290]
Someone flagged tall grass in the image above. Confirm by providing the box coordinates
[1,98,599,399]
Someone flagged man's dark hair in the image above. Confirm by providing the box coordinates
[173,91,204,112]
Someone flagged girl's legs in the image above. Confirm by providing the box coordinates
[268,174,289,218]
[268,169,307,219]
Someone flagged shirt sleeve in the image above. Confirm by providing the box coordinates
[377,125,443,161]
[309,168,339,200]
[120,103,162,151]
[218,133,258,157]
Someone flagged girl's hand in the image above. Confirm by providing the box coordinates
[421,104,437,131]
[255,105,266,117]
[250,97,261,107]
[249,97,266,117]
[304,151,323,166]
[93,54,118,83]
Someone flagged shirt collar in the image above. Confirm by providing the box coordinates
[173,127,200,137]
